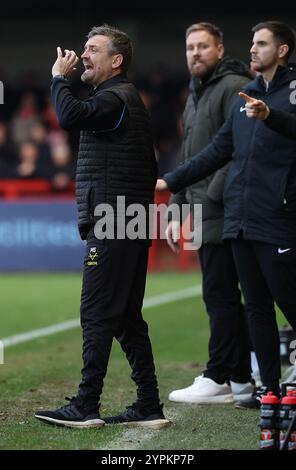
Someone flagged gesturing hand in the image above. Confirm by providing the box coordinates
[155,179,168,191]
[52,47,79,78]
[165,221,180,254]
[239,92,270,120]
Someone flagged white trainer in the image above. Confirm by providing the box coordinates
[230,381,254,401]
[168,375,233,404]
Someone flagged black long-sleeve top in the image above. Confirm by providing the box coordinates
[50,74,126,132]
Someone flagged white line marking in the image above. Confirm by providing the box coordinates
[1,285,202,348]
[100,427,159,450]
[100,408,180,450]
[0,340,3,364]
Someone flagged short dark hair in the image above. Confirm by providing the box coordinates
[87,24,132,73]
[185,22,223,44]
[252,21,295,60]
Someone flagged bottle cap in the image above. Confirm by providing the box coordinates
[261,391,280,405]
[281,390,296,405]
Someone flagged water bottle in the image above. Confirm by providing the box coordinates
[259,391,280,450]
[279,389,296,450]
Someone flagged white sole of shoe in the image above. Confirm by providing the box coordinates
[105,419,171,429]
[235,402,260,410]
[168,394,234,404]
[35,414,105,428]
[233,393,253,402]
[124,419,171,429]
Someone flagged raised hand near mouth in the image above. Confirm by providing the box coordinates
[52,47,79,78]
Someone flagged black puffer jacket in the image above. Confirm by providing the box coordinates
[76,82,157,238]
[51,75,157,240]
[164,65,296,248]
[169,57,251,244]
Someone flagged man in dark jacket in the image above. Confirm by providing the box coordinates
[35,24,169,428]
[167,22,255,405]
[157,21,296,408]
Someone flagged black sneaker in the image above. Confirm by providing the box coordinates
[235,386,269,410]
[103,402,171,429]
[35,397,105,428]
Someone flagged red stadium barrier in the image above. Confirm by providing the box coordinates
[0,180,75,200]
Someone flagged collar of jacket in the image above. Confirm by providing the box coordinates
[189,56,251,104]
[243,63,296,95]
[189,56,251,91]
[89,73,129,96]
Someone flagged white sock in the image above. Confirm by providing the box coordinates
[251,351,262,385]
[251,351,259,374]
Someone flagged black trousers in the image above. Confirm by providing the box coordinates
[199,242,251,384]
[231,238,296,393]
[76,233,160,409]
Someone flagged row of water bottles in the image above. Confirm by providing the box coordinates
[259,383,296,450]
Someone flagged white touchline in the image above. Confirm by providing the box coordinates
[1,285,202,349]
[100,408,181,451]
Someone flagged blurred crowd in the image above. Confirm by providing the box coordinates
[0,66,188,191]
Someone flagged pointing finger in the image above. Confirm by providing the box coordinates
[238,92,256,104]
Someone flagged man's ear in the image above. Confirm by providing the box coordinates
[112,54,123,70]
[217,43,225,60]
[279,44,289,59]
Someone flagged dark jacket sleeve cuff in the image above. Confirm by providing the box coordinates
[51,75,67,82]
[163,171,183,194]
[264,108,278,127]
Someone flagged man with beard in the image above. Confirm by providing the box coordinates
[166,22,255,406]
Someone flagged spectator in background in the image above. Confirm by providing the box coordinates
[42,94,60,131]
[10,91,40,145]
[165,22,254,406]
[14,140,40,178]
[50,143,75,191]
[29,121,53,177]
[30,121,51,155]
